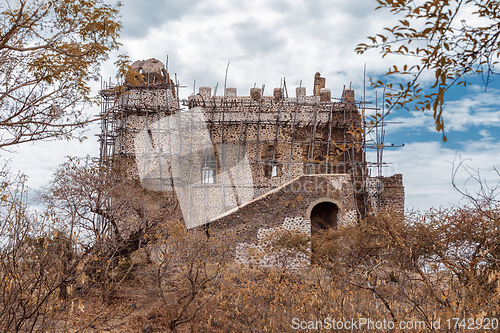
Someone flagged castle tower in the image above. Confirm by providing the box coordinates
[98,59,404,236]
[187,82,366,198]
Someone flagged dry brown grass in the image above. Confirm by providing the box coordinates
[4,207,500,332]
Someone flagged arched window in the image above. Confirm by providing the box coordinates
[202,154,217,184]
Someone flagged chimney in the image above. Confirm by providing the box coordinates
[313,72,326,96]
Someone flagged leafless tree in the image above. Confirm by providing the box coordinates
[42,156,179,300]
[451,155,500,221]
[150,221,232,333]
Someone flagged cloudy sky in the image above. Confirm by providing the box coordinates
[5,0,500,211]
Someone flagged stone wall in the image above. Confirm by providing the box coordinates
[368,174,405,218]
[187,86,364,195]
[208,174,356,240]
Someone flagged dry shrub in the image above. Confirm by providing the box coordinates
[145,220,234,333]
[0,174,82,332]
[192,206,500,332]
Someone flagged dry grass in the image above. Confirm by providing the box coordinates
[4,207,500,332]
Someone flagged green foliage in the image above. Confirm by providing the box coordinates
[356,0,500,141]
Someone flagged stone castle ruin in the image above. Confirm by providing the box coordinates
[99,58,404,264]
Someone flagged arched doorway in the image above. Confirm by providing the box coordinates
[310,201,339,234]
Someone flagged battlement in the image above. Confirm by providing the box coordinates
[185,85,361,128]
[188,86,356,107]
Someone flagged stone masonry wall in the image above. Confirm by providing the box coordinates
[208,174,356,238]
[206,174,357,266]
[368,174,405,218]
[187,86,364,195]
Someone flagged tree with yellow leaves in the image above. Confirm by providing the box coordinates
[0,0,121,148]
[356,0,500,141]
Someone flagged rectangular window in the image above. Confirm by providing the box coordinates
[202,168,215,184]
[272,165,278,177]
[202,155,217,184]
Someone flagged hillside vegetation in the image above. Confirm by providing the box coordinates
[0,159,499,332]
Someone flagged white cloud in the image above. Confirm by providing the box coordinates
[383,86,500,135]
[371,139,500,211]
[115,0,402,99]
[3,0,500,214]
[440,87,500,131]
[2,125,99,191]
[479,129,491,139]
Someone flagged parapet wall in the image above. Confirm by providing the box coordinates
[209,174,357,235]
[187,86,359,124]
[368,174,405,217]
